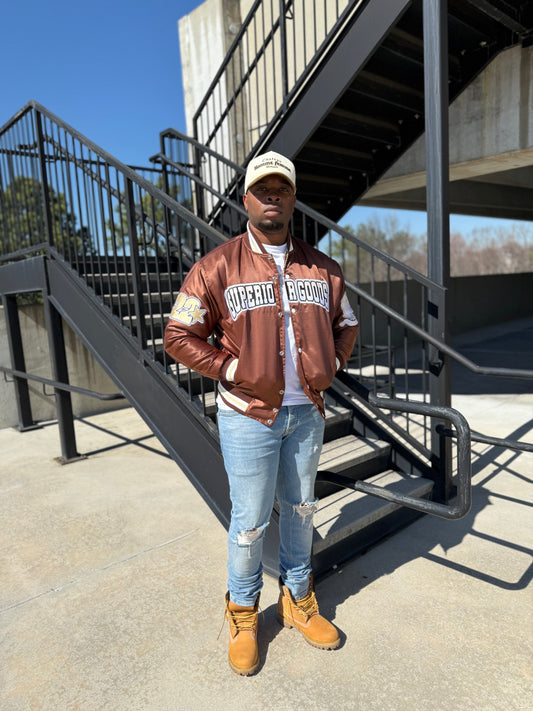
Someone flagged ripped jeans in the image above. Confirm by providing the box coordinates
[217,404,324,606]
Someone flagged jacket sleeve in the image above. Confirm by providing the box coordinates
[164,262,234,381]
[332,280,359,370]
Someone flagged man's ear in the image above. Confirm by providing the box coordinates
[242,192,248,211]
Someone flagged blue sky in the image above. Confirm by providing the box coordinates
[1,0,529,239]
[1,1,201,166]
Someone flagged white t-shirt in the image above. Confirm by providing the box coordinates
[263,242,310,405]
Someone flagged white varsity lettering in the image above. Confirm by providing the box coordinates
[253,283,265,305]
[225,281,276,320]
[285,278,329,311]
[285,280,297,301]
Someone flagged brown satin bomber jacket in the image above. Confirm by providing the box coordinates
[164,225,359,426]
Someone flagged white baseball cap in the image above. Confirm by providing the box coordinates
[244,151,296,193]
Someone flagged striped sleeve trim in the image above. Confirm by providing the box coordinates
[218,383,249,413]
[225,358,239,382]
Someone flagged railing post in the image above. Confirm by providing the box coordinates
[423,0,452,499]
[33,108,56,249]
[43,295,82,463]
[124,177,147,353]
[190,109,207,226]
[3,294,35,430]
[193,144,206,224]
[279,0,290,111]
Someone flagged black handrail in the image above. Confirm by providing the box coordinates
[0,365,125,400]
[0,101,229,433]
[319,392,472,519]
[437,425,533,454]
[157,129,533,383]
[1,100,529,526]
[157,128,533,480]
[157,128,441,286]
[0,101,226,263]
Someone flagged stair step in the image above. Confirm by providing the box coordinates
[194,390,217,416]
[316,434,391,498]
[319,434,389,473]
[102,292,174,307]
[323,399,352,441]
[313,470,434,554]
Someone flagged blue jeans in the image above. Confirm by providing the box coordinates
[217,404,324,606]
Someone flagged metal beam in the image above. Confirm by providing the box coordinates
[2,295,34,430]
[44,257,232,528]
[43,297,82,463]
[465,0,528,34]
[423,0,453,499]
[359,180,533,219]
[267,0,412,158]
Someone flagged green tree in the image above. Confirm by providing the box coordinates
[107,174,189,257]
[0,175,92,258]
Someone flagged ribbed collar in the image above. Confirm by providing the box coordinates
[246,221,293,255]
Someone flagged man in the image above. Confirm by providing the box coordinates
[164,151,359,675]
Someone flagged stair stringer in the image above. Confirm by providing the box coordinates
[44,256,232,529]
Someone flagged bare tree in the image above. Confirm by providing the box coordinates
[330,212,533,282]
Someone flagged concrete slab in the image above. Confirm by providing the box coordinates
[1,324,532,710]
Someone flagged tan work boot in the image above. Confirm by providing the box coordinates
[224,592,260,675]
[277,577,340,649]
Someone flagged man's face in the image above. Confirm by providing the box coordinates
[243,174,296,239]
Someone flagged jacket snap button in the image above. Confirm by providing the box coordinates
[279,389,284,394]
[267,419,273,424]
[279,350,284,356]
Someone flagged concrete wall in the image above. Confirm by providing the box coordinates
[449,272,533,336]
[352,271,533,346]
[178,0,241,138]
[0,304,128,430]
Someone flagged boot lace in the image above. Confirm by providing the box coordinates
[218,605,261,639]
[292,590,319,619]
[227,608,258,632]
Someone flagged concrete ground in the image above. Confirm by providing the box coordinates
[1,319,532,711]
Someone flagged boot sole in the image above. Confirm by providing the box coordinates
[277,613,341,650]
[228,656,260,676]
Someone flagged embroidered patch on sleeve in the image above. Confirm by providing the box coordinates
[340,292,358,328]
[169,293,207,326]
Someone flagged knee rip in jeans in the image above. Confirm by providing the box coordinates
[295,499,319,518]
[237,521,269,546]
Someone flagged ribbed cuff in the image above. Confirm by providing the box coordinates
[225,358,239,382]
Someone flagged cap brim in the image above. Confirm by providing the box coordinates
[246,170,296,192]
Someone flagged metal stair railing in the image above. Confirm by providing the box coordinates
[155,129,533,464]
[156,129,446,455]
[0,101,225,425]
[192,0,369,174]
[2,102,532,523]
